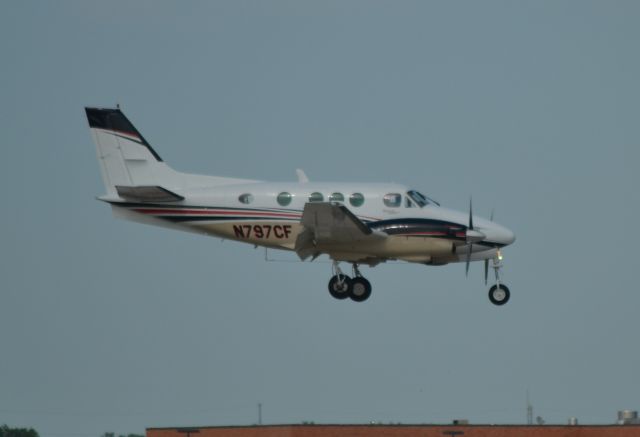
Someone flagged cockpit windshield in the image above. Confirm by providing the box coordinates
[407,190,440,207]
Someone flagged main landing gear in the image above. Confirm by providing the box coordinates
[488,250,510,306]
[328,261,372,302]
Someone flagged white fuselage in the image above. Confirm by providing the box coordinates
[107,181,515,266]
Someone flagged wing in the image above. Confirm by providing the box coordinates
[295,202,386,260]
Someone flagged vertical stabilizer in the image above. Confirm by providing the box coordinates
[85,107,169,196]
[86,107,262,198]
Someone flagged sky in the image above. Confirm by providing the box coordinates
[1,1,639,436]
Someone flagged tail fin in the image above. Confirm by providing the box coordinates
[86,107,261,200]
[85,107,169,197]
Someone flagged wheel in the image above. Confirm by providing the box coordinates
[328,275,351,300]
[489,284,510,306]
[349,277,372,302]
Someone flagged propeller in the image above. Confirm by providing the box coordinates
[484,259,489,285]
[465,198,474,276]
[484,207,495,285]
[465,197,487,277]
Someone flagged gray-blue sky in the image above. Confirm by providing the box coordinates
[1,1,639,436]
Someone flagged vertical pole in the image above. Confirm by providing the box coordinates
[258,403,262,425]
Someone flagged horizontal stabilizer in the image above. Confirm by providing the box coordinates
[115,185,184,202]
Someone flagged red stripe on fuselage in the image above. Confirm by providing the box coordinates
[133,208,302,218]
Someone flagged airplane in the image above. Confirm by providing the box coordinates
[86,107,516,305]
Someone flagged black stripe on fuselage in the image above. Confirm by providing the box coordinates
[473,241,507,249]
[368,218,465,236]
[107,202,377,223]
[110,201,506,246]
[367,218,508,248]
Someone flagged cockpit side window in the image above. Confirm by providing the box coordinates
[407,190,440,208]
[405,196,415,207]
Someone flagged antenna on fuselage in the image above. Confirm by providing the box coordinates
[296,169,309,183]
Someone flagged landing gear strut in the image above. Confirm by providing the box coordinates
[488,250,510,306]
[327,262,372,302]
[328,262,351,300]
[350,264,372,302]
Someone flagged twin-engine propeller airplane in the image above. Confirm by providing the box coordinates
[86,107,516,305]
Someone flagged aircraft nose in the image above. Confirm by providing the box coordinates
[482,223,516,246]
[505,228,516,245]
[496,225,516,246]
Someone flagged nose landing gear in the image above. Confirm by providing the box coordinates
[489,283,510,305]
[327,262,372,302]
[488,250,510,306]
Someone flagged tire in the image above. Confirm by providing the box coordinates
[489,284,510,306]
[349,277,372,302]
[328,275,351,300]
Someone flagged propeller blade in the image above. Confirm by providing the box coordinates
[465,197,474,276]
[484,259,489,285]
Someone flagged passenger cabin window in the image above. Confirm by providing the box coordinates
[238,193,254,204]
[277,192,292,206]
[383,193,402,208]
[349,192,365,207]
[329,192,344,203]
[309,192,324,202]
